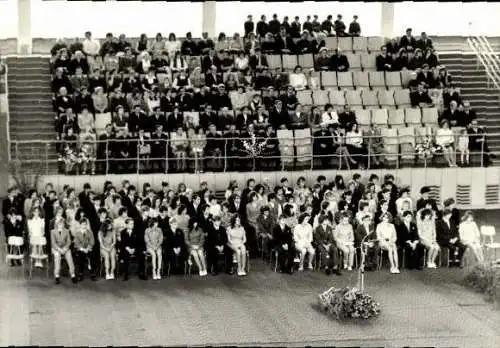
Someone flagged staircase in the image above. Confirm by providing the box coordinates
[437,52,500,165]
[6,56,57,169]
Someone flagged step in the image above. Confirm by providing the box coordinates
[9,110,55,117]
[9,105,54,112]
[7,75,52,82]
[10,124,55,133]
[8,92,54,98]
[7,67,51,75]
[8,96,54,103]
[8,85,51,92]
[10,131,57,141]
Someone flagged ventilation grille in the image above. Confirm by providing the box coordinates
[428,185,441,203]
[456,185,471,205]
[485,185,499,205]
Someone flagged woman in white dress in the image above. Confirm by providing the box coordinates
[293,213,315,271]
[227,215,248,276]
[435,120,457,167]
[459,211,484,263]
[28,206,46,267]
[417,208,440,268]
[289,65,308,91]
[334,212,355,270]
[375,212,400,274]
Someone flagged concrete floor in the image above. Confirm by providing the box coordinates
[1,211,500,347]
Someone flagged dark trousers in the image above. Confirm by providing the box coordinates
[166,251,186,275]
[76,250,96,277]
[244,224,259,258]
[440,241,467,265]
[276,244,295,272]
[207,245,229,274]
[403,244,424,269]
[363,245,380,270]
[317,244,340,270]
[120,248,145,276]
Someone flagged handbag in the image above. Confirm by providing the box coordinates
[139,144,151,155]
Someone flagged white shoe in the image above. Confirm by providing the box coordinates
[343,264,347,270]
[347,266,352,271]
[110,274,115,280]
[428,262,437,269]
[394,268,400,274]
[35,262,43,268]
[237,270,243,276]
[241,271,247,276]
[156,274,162,280]
[390,268,396,274]
[307,264,314,270]
[105,274,111,280]
[298,266,304,272]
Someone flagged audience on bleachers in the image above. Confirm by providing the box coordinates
[3,173,491,284]
[47,14,491,175]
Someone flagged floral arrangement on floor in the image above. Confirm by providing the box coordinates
[241,133,267,170]
[318,286,381,320]
[464,264,500,305]
[415,135,442,159]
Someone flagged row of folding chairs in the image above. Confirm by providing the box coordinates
[318,70,414,89]
[297,87,413,108]
[323,36,386,53]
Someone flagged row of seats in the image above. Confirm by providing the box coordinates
[322,36,386,53]
[294,88,416,109]
[266,52,379,71]
[353,107,439,128]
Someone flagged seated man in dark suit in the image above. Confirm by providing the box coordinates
[272,214,295,274]
[164,217,187,275]
[120,218,147,280]
[206,216,230,275]
[329,49,350,72]
[313,123,333,169]
[313,215,341,275]
[396,211,424,270]
[354,214,379,271]
[436,209,466,267]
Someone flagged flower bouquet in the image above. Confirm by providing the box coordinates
[242,133,267,171]
[415,135,441,160]
[318,286,381,320]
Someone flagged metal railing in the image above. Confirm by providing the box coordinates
[9,131,491,176]
[467,36,500,90]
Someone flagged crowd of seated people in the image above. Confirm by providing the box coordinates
[3,173,487,284]
[47,14,492,175]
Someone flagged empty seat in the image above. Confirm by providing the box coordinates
[345,90,363,107]
[296,90,313,105]
[422,107,439,126]
[277,129,295,166]
[401,69,415,87]
[337,37,353,52]
[337,71,354,89]
[399,127,416,161]
[394,89,412,108]
[267,54,283,70]
[345,52,362,71]
[325,37,337,50]
[369,71,385,88]
[405,108,422,126]
[388,109,406,128]
[361,89,379,108]
[298,53,314,69]
[378,89,396,108]
[367,36,385,53]
[312,90,330,106]
[381,127,399,162]
[372,109,389,126]
[282,54,298,70]
[353,71,370,89]
[321,71,337,88]
[294,129,312,165]
[355,109,372,127]
[329,90,346,106]
[385,71,402,88]
[353,36,368,52]
[360,52,377,71]
[415,126,433,144]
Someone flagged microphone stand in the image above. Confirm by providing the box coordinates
[357,234,369,292]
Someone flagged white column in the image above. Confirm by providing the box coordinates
[202,1,217,38]
[18,0,32,54]
[380,2,394,38]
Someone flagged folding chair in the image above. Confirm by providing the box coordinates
[5,236,24,273]
[381,127,399,165]
[324,37,337,50]
[388,109,406,128]
[394,89,412,109]
[367,36,385,53]
[353,36,368,52]
[337,71,354,89]
[405,108,422,127]
[337,37,353,52]
[369,71,386,89]
[355,109,372,128]
[361,89,379,108]
[345,52,361,71]
[480,225,500,261]
[360,52,377,71]
[298,53,315,70]
[399,127,416,164]
[296,90,313,106]
[372,109,389,127]
[28,236,49,279]
[421,107,439,127]
[294,129,313,168]
[378,89,396,109]
[345,90,363,108]
[329,89,346,107]
[385,71,402,89]
[282,54,298,71]
[312,90,330,107]
[353,71,370,90]
[267,54,283,70]
[277,129,295,169]
[321,71,337,89]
